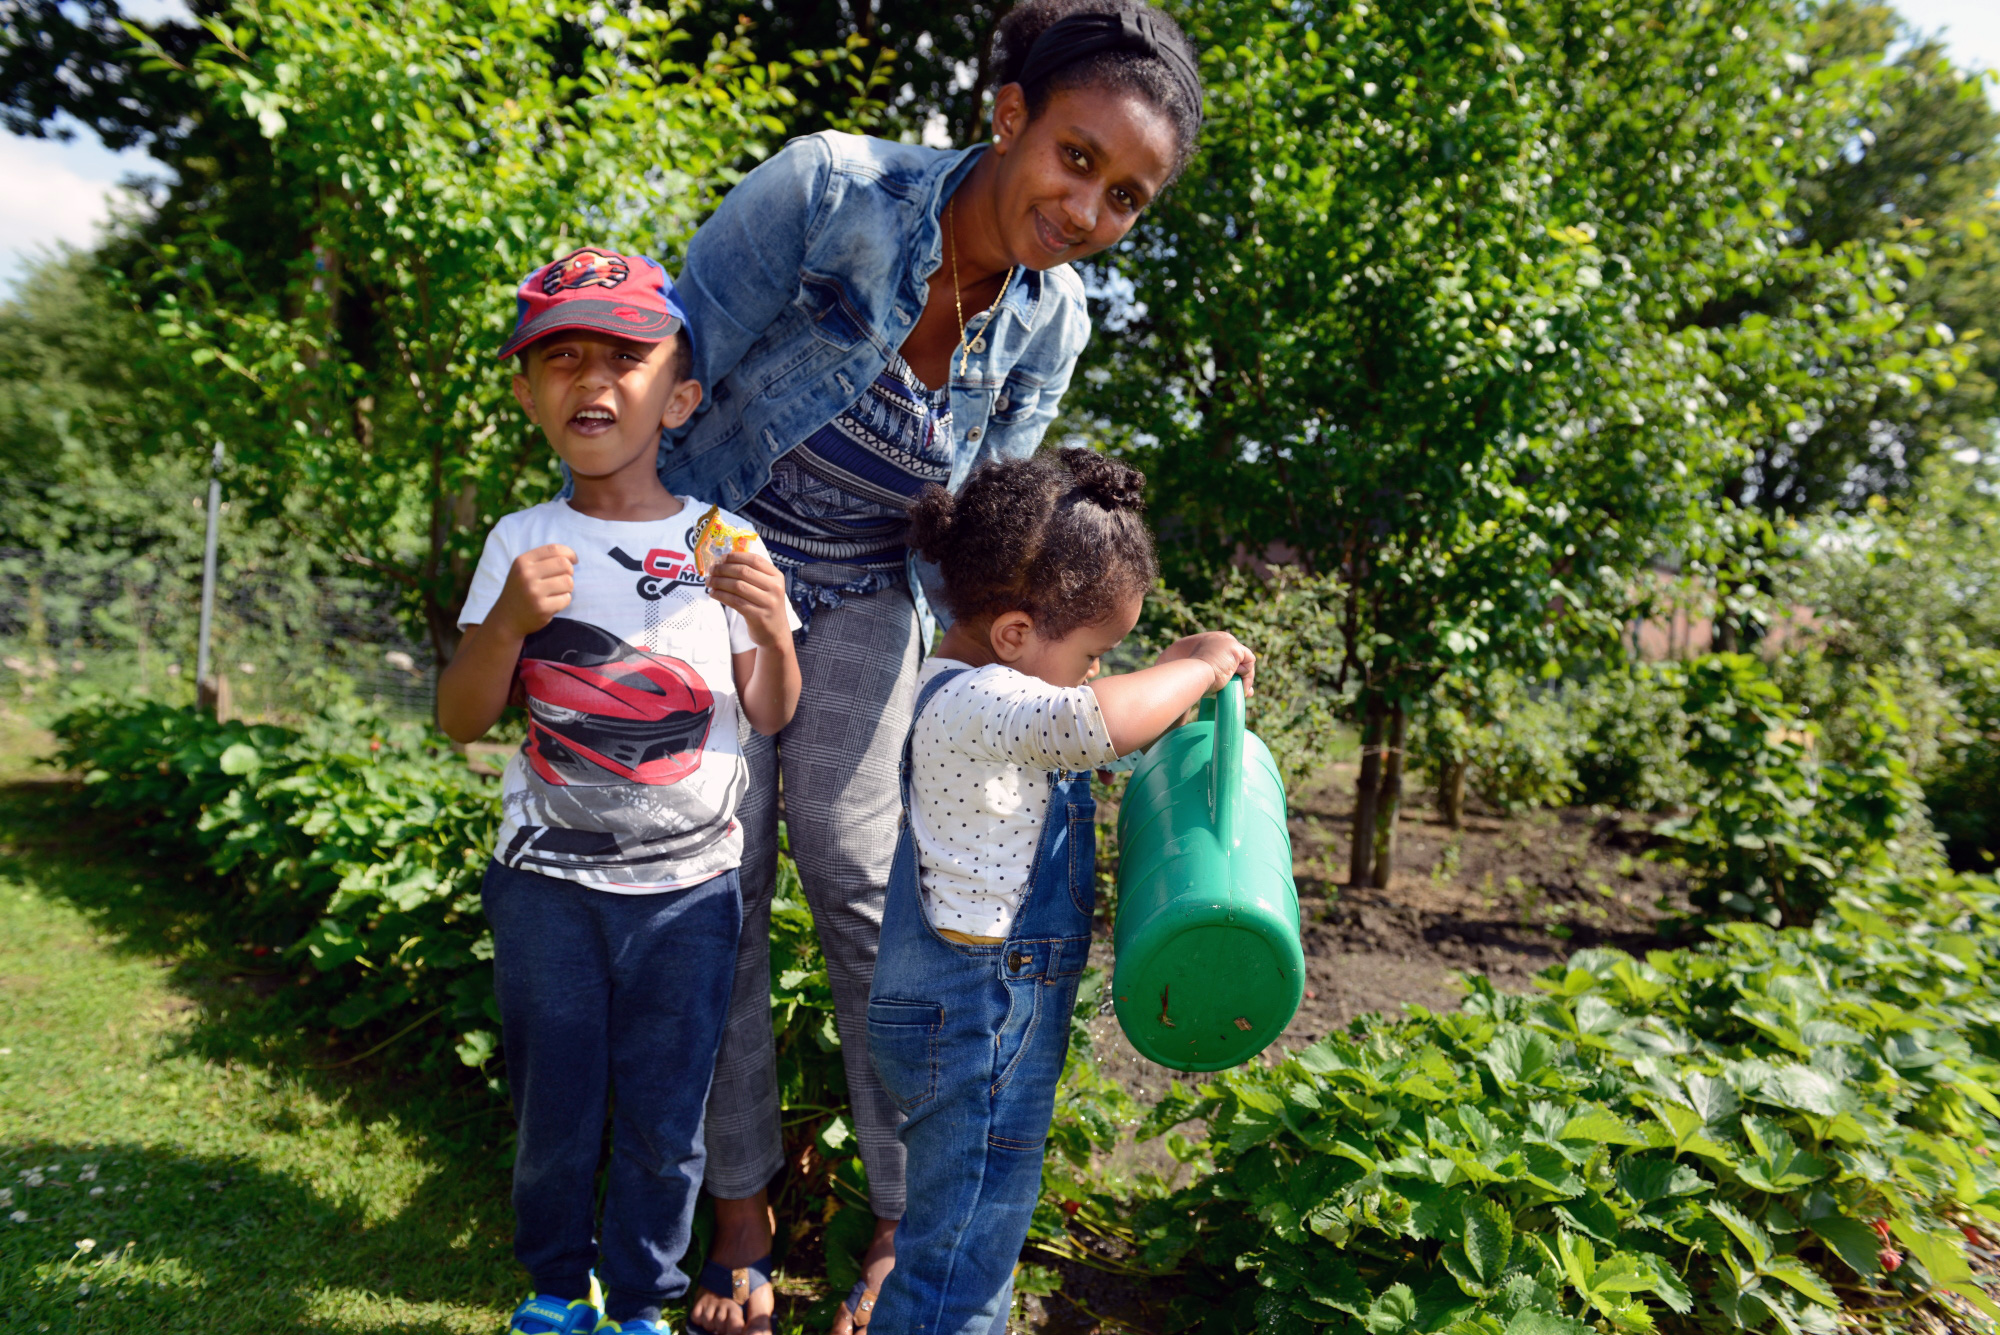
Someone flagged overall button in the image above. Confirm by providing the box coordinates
[1008,951,1031,973]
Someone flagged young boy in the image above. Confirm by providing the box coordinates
[439,247,801,1335]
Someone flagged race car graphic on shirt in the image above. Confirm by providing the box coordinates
[515,618,713,787]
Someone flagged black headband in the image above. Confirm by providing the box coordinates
[1013,11,1202,114]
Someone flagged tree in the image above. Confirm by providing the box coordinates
[1074,0,1970,885]
[118,0,802,664]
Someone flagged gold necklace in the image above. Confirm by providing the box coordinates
[948,199,1016,378]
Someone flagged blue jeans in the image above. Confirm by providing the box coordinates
[483,860,742,1323]
[865,669,1096,1334]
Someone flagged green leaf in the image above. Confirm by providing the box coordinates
[1464,1198,1512,1284]
[1485,1030,1560,1087]
[219,742,263,775]
[1561,1107,1648,1146]
[1363,1283,1417,1335]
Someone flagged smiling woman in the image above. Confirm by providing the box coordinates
[657,3,1205,1331]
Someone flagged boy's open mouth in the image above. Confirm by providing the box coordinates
[569,405,617,437]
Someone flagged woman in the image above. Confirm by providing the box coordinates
[666,2,1203,1330]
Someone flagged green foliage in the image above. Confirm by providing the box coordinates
[1076,0,1972,722]
[1132,875,2000,1334]
[1655,656,1928,928]
[1412,666,1692,818]
[1928,649,2000,869]
[52,700,502,1070]
[125,0,802,660]
[1135,568,1354,791]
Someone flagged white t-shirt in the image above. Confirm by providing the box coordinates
[908,658,1122,939]
[459,497,799,892]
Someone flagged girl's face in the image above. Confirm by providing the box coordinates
[1005,591,1148,688]
[988,81,1179,271]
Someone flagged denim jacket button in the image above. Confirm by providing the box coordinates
[967,426,983,442]
[970,336,987,353]
[994,395,1010,413]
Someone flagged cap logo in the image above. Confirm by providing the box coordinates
[612,306,649,323]
[542,250,630,295]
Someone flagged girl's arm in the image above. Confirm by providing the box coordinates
[1089,632,1257,756]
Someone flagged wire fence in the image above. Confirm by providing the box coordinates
[0,545,436,724]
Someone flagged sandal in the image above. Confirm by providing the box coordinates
[687,1252,773,1335]
[840,1279,879,1331]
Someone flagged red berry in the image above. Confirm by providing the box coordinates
[1869,1218,1893,1244]
[1879,1247,1903,1273]
[1061,1200,1081,1218]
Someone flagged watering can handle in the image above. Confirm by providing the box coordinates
[1208,677,1245,850]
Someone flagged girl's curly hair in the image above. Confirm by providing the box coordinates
[908,447,1156,639]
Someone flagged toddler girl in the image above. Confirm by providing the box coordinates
[861,448,1254,1333]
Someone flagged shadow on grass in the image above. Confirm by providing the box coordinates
[0,1140,512,1332]
[0,779,523,1327]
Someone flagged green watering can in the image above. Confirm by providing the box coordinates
[1112,678,1304,1071]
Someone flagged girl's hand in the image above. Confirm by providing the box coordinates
[1157,631,1256,696]
[493,544,576,639]
[708,549,794,649]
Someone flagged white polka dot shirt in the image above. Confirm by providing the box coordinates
[909,658,1122,940]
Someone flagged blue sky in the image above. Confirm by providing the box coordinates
[3,0,1998,296]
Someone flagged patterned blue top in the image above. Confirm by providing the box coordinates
[739,350,953,628]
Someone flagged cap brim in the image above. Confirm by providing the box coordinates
[498,301,684,360]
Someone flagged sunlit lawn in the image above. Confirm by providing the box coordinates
[0,781,523,1333]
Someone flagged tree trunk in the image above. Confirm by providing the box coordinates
[1439,759,1465,830]
[1370,702,1407,889]
[1349,693,1385,888]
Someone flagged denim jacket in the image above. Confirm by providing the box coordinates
[662,131,1093,640]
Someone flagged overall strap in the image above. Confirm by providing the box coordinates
[900,666,971,806]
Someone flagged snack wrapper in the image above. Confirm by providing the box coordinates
[692,504,758,579]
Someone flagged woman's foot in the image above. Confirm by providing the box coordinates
[830,1217,897,1334]
[688,1191,776,1335]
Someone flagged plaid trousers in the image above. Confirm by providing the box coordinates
[701,578,921,1219]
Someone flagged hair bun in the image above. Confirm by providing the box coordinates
[1060,447,1146,511]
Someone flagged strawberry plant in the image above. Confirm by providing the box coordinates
[1128,875,2000,1333]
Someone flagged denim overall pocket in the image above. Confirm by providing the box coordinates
[866,997,945,1113]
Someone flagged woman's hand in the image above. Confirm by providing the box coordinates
[708,549,793,649]
[1157,631,1257,696]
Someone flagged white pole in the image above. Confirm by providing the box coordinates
[195,441,223,688]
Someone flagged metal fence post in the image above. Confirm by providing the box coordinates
[196,441,224,713]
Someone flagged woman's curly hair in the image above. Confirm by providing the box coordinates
[908,447,1157,639]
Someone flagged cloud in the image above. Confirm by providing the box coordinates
[0,134,150,293]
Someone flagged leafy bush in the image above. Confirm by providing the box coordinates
[1136,568,1355,790]
[1925,647,2000,869]
[1563,666,1695,813]
[1656,655,1930,928]
[53,698,502,1069]
[1130,874,2000,1335]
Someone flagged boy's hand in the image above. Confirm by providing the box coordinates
[492,544,576,639]
[708,549,793,649]
[1158,631,1257,696]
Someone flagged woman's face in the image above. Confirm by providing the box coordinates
[988,81,1180,270]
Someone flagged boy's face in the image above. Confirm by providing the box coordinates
[511,330,699,481]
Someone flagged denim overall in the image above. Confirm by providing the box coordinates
[867,669,1097,1334]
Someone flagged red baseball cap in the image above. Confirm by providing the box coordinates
[498,247,690,361]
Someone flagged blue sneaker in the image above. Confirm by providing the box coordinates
[509,1293,601,1335]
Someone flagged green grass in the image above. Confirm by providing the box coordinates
[0,782,522,1333]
